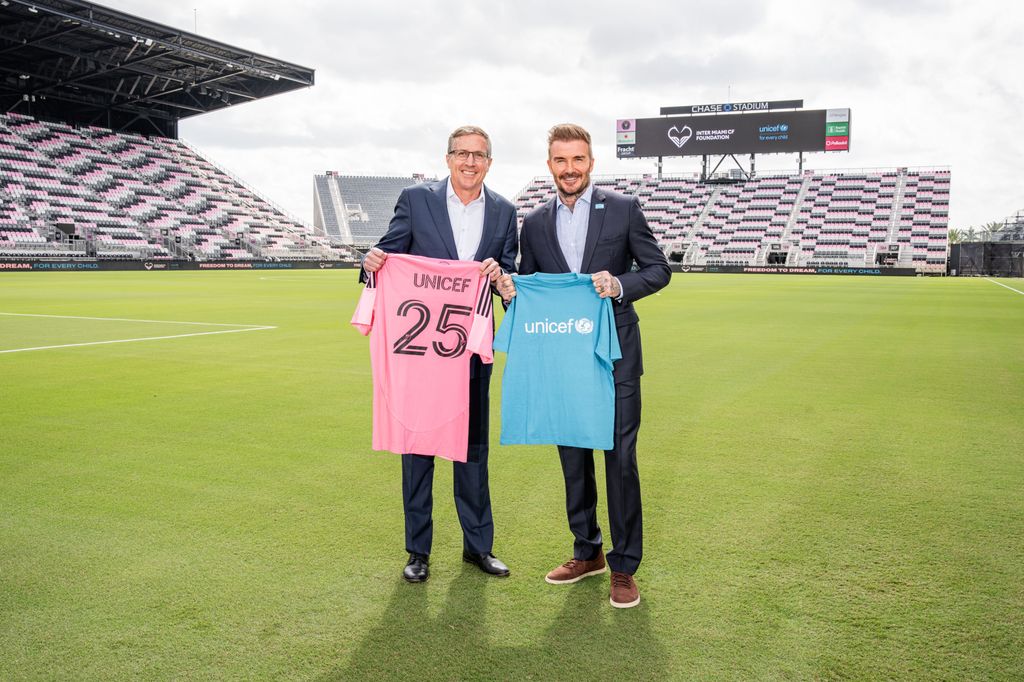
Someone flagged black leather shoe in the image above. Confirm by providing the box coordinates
[462,551,510,577]
[403,553,429,583]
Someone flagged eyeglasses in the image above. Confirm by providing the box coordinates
[447,149,490,162]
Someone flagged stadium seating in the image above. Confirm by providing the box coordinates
[2,109,951,273]
[515,168,950,273]
[313,173,432,248]
[0,113,360,263]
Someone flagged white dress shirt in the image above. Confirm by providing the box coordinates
[446,178,485,261]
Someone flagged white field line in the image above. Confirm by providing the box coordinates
[985,278,1024,297]
[0,312,269,327]
[0,312,276,354]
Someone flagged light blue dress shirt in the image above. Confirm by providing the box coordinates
[555,184,593,273]
[554,184,624,301]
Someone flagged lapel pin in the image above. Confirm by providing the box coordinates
[595,203,605,210]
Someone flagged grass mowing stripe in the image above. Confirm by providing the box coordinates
[0,311,275,327]
[1,271,1021,680]
[0,325,277,354]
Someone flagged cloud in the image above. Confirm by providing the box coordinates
[103,0,1024,228]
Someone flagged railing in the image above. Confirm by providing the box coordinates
[689,186,720,239]
[886,173,908,242]
[781,176,811,243]
[0,240,85,254]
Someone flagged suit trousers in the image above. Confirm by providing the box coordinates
[557,378,642,575]
[402,375,494,556]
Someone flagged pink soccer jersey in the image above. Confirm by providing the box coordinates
[351,253,494,463]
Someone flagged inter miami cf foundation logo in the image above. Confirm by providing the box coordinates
[667,125,693,148]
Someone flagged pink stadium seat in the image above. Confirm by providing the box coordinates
[0,113,357,262]
[513,167,949,273]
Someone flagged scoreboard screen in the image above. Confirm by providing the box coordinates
[616,108,850,158]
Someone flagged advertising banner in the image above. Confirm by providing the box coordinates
[670,264,917,276]
[0,259,361,273]
[617,108,851,158]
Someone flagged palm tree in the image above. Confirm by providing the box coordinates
[947,228,963,244]
[980,220,1004,241]
[963,227,978,242]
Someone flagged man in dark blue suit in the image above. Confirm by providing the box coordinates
[362,125,518,583]
[498,124,670,607]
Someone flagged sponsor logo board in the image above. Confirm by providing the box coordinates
[826,122,848,136]
[826,108,850,123]
[825,136,849,151]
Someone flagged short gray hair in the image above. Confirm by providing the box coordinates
[447,125,492,158]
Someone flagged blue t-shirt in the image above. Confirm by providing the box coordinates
[494,273,622,450]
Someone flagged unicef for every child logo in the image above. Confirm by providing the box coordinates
[523,318,595,335]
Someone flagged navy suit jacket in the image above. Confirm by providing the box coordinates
[370,178,519,378]
[519,186,670,383]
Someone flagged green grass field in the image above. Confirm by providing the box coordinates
[2,271,1022,680]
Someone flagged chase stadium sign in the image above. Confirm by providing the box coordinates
[660,99,804,116]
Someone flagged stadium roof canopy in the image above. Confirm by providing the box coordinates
[0,0,314,136]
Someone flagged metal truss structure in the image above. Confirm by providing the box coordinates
[0,0,314,136]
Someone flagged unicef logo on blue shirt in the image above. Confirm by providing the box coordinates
[523,317,596,335]
[575,318,594,334]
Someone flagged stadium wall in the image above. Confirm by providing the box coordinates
[1,259,919,276]
[670,264,919,276]
[0,259,360,272]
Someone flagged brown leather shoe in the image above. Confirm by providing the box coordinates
[609,571,640,608]
[544,551,606,584]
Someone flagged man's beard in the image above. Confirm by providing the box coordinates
[555,172,589,202]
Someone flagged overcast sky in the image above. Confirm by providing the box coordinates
[104,0,1022,230]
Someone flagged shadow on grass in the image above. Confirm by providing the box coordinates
[328,565,667,680]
